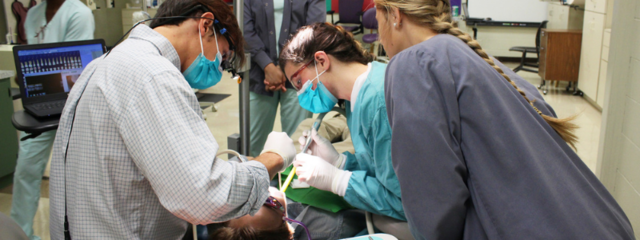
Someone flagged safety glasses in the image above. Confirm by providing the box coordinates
[212,19,237,73]
[288,59,315,91]
[264,196,312,240]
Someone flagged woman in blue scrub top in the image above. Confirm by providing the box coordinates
[277,23,406,223]
[373,0,634,239]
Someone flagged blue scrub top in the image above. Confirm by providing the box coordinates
[343,61,406,221]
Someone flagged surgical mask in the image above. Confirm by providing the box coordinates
[182,26,223,89]
[296,62,338,113]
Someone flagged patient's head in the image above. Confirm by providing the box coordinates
[209,188,295,240]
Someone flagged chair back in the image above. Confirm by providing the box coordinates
[339,0,365,24]
[535,20,549,57]
[362,8,377,29]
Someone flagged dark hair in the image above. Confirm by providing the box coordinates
[151,0,245,67]
[208,221,293,240]
[279,22,374,70]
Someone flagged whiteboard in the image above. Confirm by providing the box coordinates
[467,0,548,23]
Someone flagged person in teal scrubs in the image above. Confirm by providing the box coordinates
[11,1,94,239]
[276,23,406,223]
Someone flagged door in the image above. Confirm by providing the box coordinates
[597,0,640,237]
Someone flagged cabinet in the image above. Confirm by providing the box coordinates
[0,74,18,189]
[538,29,583,82]
[547,2,584,30]
[585,0,607,14]
[578,11,605,101]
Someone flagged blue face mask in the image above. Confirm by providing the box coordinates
[297,63,338,113]
[182,26,223,89]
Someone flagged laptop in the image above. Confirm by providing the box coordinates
[13,39,106,118]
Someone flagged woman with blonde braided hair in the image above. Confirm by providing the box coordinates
[374,0,635,239]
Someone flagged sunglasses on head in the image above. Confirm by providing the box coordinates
[264,196,312,240]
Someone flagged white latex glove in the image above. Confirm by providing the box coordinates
[298,129,346,168]
[261,132,297,172]
[293,153,351,196]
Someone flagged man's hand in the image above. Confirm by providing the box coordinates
[261,132,297,172]
[263,63,287,92]
[254,152,284,180]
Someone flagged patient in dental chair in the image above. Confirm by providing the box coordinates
[208,187,295,240]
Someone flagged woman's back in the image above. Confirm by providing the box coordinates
[384,34,634,239]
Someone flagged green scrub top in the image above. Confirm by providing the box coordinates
[24,0,95,44]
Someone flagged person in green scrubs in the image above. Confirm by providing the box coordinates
[11,0,94,239]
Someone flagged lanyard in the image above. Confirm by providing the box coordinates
[61,65,98,239]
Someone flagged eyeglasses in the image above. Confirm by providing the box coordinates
[288,59,314,91]
[212,19,238,75]
[264,196,312,240]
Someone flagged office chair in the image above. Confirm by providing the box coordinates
[333,0,365,35]
[362,8,378,54]
[509,20,548,73]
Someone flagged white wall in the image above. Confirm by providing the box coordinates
[597,0,640,237]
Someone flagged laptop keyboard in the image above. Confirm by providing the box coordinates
[31,100,66,111]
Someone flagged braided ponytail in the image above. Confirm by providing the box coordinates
[375,0,578,149]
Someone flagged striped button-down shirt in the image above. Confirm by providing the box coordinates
[49,25,270,239]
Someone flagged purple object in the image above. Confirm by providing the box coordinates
[338,0,364,24]
[362,8,378,44]
[264,196,312,240]
[362,8,377,29]
[362,33,378,43]
[335,0,365,34]
[450,0,462,16]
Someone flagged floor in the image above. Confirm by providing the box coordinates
[0,61,602,240]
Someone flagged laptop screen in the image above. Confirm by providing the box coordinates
[16,43,104,98]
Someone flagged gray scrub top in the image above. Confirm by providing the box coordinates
[384,34,634,240]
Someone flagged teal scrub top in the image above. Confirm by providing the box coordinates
[344,61,406,221]
[24,0,95,44]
